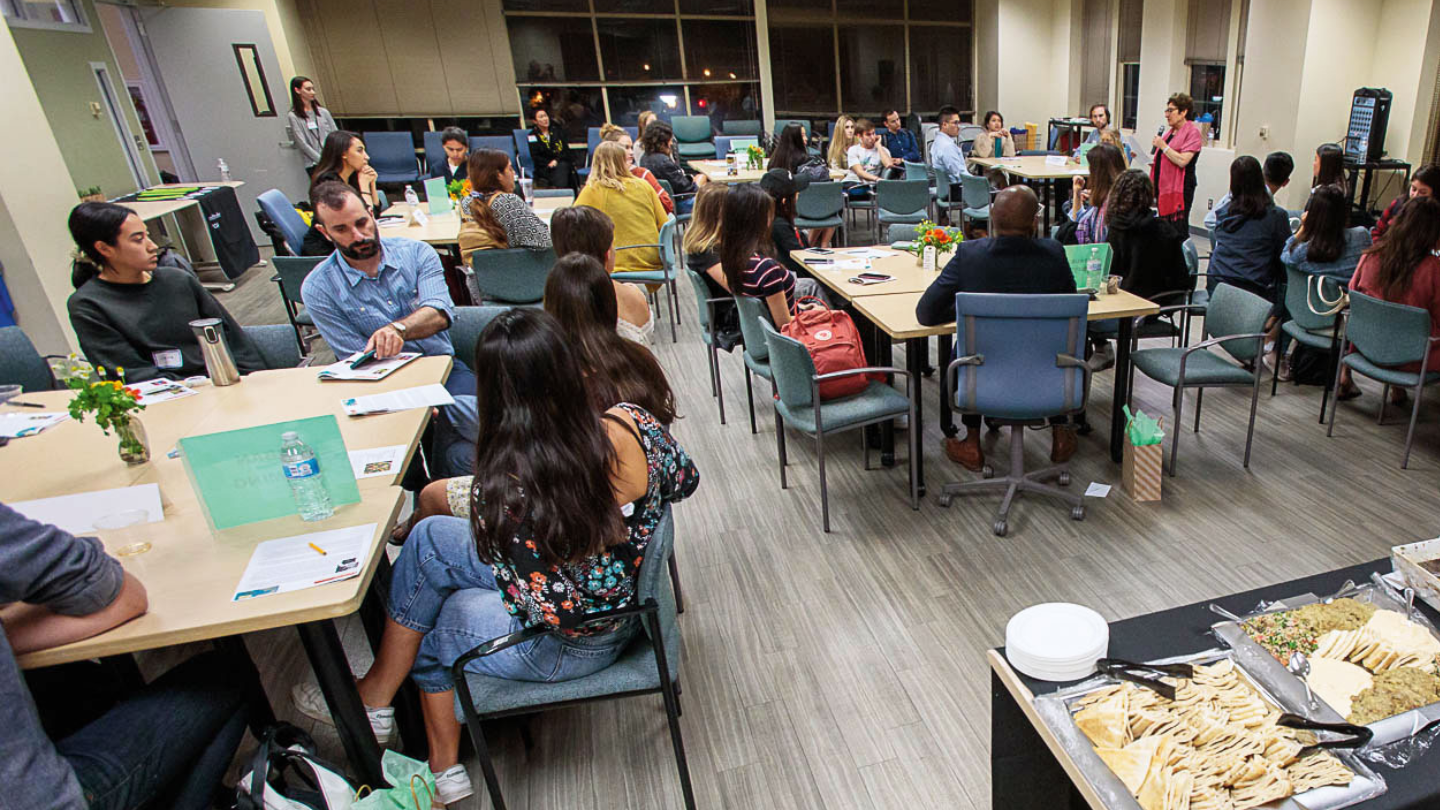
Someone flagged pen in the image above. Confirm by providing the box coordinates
[7,401,44,408]
[350,350,377,370]
[308,542,328,556]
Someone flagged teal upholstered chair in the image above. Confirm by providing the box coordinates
[886,224,917,244]
[933,166,964,222]
[671,115,715,160]
[0,326,58,391]
[723,119,762,136]
[761,320,917,532]
[1131,283,1271,476]
[935,293,1092,536]
[1179,239,1210,346]
[1326,290,1440,469]
[1274,264,1344,419]
[614,216,680,343]
[876,179,931,229]
[469,248,555,305]
[451,506,695,810]
[684,266,733,424]
[960,173,992,230]
[795,181,845,246]
[733,295,778,435]
[448,306,511,367]
[270,255,326,355]
[773,118,808,137]
[243,324,309,370]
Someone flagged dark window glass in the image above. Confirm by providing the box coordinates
[769,25,836,115]
[596,18,681,81]
[506,17,600,82]
[690,82,761,122]
[1189,64,1225,136]
[835,0,903,18]
[502,0,587,9]
[520,87,605,142]
[765,0,818,11]
[677,0,752,14]
[604,85,687,128]
[909,26,970,113]
[1122,63,1140,130]
[593,0,672,12]
[837,24,904,114]
[682,20,758,82]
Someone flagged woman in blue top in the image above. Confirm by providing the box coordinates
[1283,185,1372,282]
[1207,156,1292,301]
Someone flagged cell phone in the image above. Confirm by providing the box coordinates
[849,276,893,285]
[809,248,834,255]
[857,273,892,281]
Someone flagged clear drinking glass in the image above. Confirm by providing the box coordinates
[0,384,20,406]
[94,509,152,558]
[519,177,534,204]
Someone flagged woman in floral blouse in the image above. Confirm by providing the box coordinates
[291,308,699,804]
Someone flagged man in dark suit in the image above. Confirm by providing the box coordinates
[428,127,468,183]
[916,185,1080,470]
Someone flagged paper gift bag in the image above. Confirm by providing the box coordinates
[1122,438,1163,501]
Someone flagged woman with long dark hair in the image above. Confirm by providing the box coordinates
[456,148,550,265]
[1283,184,1372,281]
[300,131,380,255]
[294,309,699,806]
[527,108,579,190]
[718,183,824,327]
[1371,163,1440,241]
[286,76,336,177]
[65,202,263,382]
[768,123,810,175]
[551,204,653,343]
[1068,143,1127,245]
[1336,195,1440,400]
[1207,155,1291,300]
[1312,143,1346,192]
[639,122,709,213]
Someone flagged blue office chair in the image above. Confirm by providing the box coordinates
[448,306,511,365]
[876,179,931,229]
[586,126,604,166]
[270,256,326,355]
[722,120,762,137]
[468,248,554,305]
[935,292,1092,536]
[1327,290,1440,469]
[512,129,536,177]
[762,320,917,533]
[243,324,309,370]
[614,217,681,343]
[256,189,308,256]
[714,135,734,157]
[671,115,716,160]
[0,326,58,391]
[469,135,516,165]
[363,132,420,184]
[452,506,695,810]
[422,130,447,175]
[795,182,845,246]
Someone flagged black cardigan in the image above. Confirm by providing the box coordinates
[1105,211,1191,302]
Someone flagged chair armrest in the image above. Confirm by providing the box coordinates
[270,273,282,283]
[450,601,659,675]
[944,355,984,405]
[813,366,909,382]
[1180,333,1267,358]
[296,356,315,368]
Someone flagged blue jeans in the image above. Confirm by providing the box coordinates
[675,196,694,216]
[436,359,479,477]
[390,516,639,692]
[59,651,249,810]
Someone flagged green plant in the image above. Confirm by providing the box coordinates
[58,358,145,437]
[77,186,102,198]
[909,220,962,258]
[745,144,765,171]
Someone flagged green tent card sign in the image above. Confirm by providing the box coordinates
[424,177,452,215]
[178,414,360,530]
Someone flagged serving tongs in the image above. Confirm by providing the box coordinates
[1095,658,1194,701]
[1277,713,1374,757]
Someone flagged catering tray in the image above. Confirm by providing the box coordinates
[1392,538,1440,615]
[1032,648,1386,810]
[1212,576,1440,748]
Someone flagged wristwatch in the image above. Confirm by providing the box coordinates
[389,321,408,335]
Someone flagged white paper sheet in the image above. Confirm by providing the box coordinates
[341,384,454,417]
[232,523,377,601]
[317,352,420,382]
[128,379,199,406]
[0,411,69,438]
[837,247,893,259]
[1085,482,1112,498]
[11,483,165,534]
[1045,155,1068,166]
[348,444,408,479]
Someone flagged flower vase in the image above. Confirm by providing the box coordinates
[115,417,150,465]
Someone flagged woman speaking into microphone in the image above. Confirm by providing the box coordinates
[1150,93,1203,228]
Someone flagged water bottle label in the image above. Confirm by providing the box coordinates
[284,458,320,479]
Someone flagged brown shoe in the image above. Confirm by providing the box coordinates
[945,435,984,472]
[1050,426,1078,464]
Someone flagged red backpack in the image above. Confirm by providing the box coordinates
[781,297,884,400]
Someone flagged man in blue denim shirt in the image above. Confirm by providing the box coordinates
[880,109,922,168]
[302,180,480,475]
[0,502,249,809]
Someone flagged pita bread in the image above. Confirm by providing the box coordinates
[1306,657,1373,718]
[1096,746,1153,793]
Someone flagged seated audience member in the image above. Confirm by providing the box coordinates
[294,309,698,807]
[600,123,674,213]
[915,186,1078,470]
[760,168,814,277]
[683,182,731,298]
[718,184,825,327]
[0,502,250,810]
[1206,151,1293,234]
[301,130,380,256]
[527,108,579,190]
[457,149,551,266]
[968,110,1017,162]
[1372,164,1440,241]
[843,118,895,198]
[301,181,478,475]
[827,115,857,171]
[1337,195,1440,401]
[428,127,469,182]
[1065,143,1126,245]
[1208,156,1291,301]
[578,142,670,274]
[1095,127,1134,164]
[770,123,829,182]
[639,122,708,214]
[1283,184,1372,282]
[931,105,970,206]
[634,110,657,165]
[551,204,654,343]
[1312,142,1346,192]
[880,109,922,169]
[1081,104,1112,144]
[66,202,264,382]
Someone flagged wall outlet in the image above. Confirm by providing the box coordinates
[89,101,102,118]
[1259,125,1270,139]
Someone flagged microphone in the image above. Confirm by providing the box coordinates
[1153,126,1165,154]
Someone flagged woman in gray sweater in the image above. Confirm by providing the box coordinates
[287,76,338,177]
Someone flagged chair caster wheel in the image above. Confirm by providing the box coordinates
[1058,472,1071,486]
[993,520,1008,537]
[937,494,953,508]
[982,465,995,479]
[1071,505,1085,521]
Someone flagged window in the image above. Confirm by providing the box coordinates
[233,44,277,118]
[834,0,904,19]
[500,0,586,11]
[1189,64,1225,137]
[520,87,605,140]
[768,25,836,116]
[682,20,758,82]
[2,0,90,31]
[605,85,686,127]
[690,82,761,123]
[677,0,751,14]
[596,18,681,81]
[1185,0,1231,138]
[1121,63,1140,130]
[837,25,904,114]
[592,0,673,14]
[1117,0,1142,130]
[908,24,969,113]
[507,17,601,83]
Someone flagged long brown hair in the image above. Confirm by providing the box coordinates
[544,253,677,424]
[682,183,729,255]
[310,130,361,186]
[1296,184,1349,264]
[719,184,775,294]
[1083,143,1125,211]
[552,205,614,262]
[1362,195,1440,300]
[467,148,513,245]
[469,309,622,568]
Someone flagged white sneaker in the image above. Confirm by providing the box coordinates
[290,682,395,746]
[1086,344,1115,372]
[432,764,474,805]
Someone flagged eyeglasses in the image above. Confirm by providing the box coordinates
[1164,107,1178,114]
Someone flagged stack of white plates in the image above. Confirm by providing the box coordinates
[1005,603,1109,682]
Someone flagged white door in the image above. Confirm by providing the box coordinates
[135,6,309,240]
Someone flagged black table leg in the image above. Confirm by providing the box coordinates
[876,335,896,467]
[905,336,927,495]
[1043,179,1053,233]
[360,555,427,760]
[297,619,385,786]
[214,635,276,737]
[1110,317,1135,462]
[992,669,1103,810]
[938,334,957,437]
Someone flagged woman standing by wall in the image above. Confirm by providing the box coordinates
[1150,93,1203,228]
[287,77,337,181]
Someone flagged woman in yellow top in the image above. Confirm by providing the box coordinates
[575,142,669,274]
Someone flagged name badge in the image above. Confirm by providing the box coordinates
[306,119,319,130]
[153,348,183,369]
[527,135,538,142]
[621,502,635,517]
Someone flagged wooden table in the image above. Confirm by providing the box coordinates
[0,357,451,784]
[381,195,571,247]
[119,181,247,291]
[692,160,846,184]
[968,156,1089,231]
[790,247,942,299]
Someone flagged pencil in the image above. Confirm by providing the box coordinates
[308,542,327,555]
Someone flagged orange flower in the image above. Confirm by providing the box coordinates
[929,228,946,240]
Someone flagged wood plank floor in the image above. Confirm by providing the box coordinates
[176,241,1440,808]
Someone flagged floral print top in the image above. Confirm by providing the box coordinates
[478,403,700,636]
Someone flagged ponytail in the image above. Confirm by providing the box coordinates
[67,201,132,289]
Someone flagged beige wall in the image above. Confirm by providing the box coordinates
[159,0,313,81]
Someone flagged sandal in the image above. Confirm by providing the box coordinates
[1389,388,1409,406]
[1336,384,1362,401]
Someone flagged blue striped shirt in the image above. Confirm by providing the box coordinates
[301,237,456,359]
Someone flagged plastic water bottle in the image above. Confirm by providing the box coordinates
[281,431,334,521]
[1086,246,1102,291]
[404,185,419,207]
[217,158,231,182]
